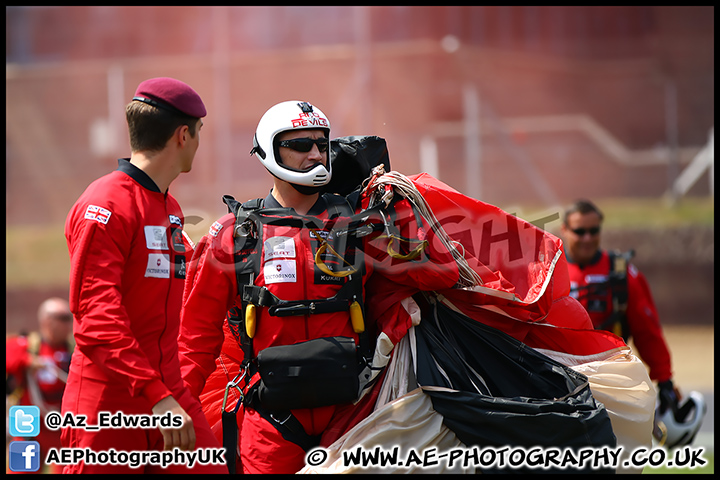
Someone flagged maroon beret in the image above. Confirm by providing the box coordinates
[133,77,206,118]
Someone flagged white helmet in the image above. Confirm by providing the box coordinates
[250,100,331,188]
[652,390,707,448]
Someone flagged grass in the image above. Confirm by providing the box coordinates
[591,196,715,229]
[6,224,71,289]
[5,196,714,289]
[501,195,714,233]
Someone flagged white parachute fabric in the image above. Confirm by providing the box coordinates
[298,388,470,474]
[538,346,656,474]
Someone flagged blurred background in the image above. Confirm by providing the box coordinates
[5,5,714,457]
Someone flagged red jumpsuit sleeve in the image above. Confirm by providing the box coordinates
[625,264,673,383]
[66,206,172,407]
[5,337,31,377]
[178,216,238,400]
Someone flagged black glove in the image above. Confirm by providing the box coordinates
[657,379,678,415]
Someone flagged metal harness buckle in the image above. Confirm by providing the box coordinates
[222,366,248,413]
[269,412,292,425]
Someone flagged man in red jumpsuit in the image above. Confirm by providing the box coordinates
[6,297,73,474]
[178,101,459,474]
[62,77,226,473]
[560,199,682,412]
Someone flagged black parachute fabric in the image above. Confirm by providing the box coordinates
[413,296,617,474]
[325,136,391,196]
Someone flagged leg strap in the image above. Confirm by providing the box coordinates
[254,406,322,452]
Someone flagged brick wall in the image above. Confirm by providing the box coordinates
[6,6,714,225]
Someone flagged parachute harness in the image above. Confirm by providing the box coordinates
[363,166,483,288]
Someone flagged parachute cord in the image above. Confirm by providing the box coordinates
[366,170,483,288]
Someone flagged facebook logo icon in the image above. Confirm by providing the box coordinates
[9,441,41,472]
[9,405,40,437]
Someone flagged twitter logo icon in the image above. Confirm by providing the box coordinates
[9,406,40,437]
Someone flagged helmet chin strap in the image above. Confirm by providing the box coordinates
[265,167,325,196]
[290,183,323,196]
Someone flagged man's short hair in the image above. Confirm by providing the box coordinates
[563,199,604,225]
[126,101,198,153]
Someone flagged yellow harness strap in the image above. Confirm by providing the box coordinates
[312,229,358,278]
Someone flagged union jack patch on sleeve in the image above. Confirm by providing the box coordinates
[84,205,112,224]
[209,221,223,237]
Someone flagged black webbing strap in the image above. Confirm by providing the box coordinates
[242,276,359,317]
[222,399,242,473]
[596,250,632,341]
[254,406,322,452]
[238,378,322,453]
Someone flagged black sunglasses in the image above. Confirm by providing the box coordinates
[570,226,601,236]
[278,137,329,153]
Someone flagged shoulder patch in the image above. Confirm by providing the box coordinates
[209,213,237,238]
[84,205,112,224]
[209,221,223,237]
[206,214,244,266]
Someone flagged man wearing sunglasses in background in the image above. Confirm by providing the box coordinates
[6,297,73,473]
[560,199,683,429]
